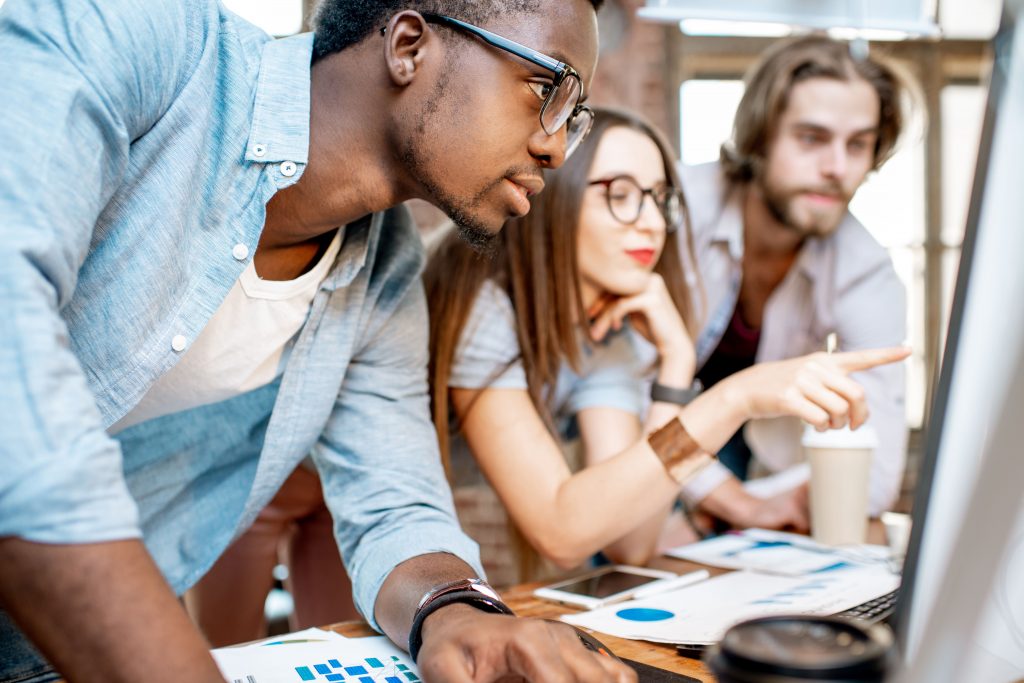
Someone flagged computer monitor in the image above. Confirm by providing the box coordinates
[889,0,1024,679]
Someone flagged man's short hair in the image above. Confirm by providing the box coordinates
[311,0,604,63]
[721,35,909,182]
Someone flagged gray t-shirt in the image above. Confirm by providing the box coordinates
[448,280,649,485]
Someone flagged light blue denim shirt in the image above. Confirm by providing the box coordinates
[0,0,481,632]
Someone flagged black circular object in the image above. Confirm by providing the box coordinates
[704,615,895,682]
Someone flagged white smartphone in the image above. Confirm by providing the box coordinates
[532,565,678,609]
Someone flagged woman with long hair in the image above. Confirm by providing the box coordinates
[424,107,907,583]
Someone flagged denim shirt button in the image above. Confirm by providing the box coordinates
[171,334,188,352]
[253,143,267,157]
[232,243,249,261]
[280,161,297,177]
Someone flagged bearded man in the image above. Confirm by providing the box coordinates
[673,35,910,534]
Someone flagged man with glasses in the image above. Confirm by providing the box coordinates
[0,1,632,682]
[668,36,910,540]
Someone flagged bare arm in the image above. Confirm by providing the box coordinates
[587,275,697,434]
[373,552,479,645]
[576,407,675,565]
[0,538,224,683]
[455,387,682,569]
[457,346,910,567]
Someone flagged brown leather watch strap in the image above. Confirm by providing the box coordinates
[647,417,715,483]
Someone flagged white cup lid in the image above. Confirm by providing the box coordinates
[801,423,879,449]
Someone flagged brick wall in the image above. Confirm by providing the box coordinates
[588,0,674,141]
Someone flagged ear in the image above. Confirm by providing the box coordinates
[383,11,434,87]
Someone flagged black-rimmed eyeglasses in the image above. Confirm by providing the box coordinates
[588,175,685,233]
[418,14,594,159]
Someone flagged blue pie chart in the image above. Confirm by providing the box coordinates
[616,607,675,622]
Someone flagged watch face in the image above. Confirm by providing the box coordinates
[419,579,500,609]
[468,579,501,601]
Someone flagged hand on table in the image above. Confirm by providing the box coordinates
[699,479,810,534]
[736,484,810,532]
[417,604,636,683]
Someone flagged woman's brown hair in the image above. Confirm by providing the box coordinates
[721,35,909,182]
[424,107,701,473]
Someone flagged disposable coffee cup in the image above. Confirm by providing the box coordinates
[802,424,878,546]
[705,615,895,683]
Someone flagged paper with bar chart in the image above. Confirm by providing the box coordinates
[212,630,422,683]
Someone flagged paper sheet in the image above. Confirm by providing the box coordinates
[562,563,900,645]
[664,528,891,576]
[212,631,422,683]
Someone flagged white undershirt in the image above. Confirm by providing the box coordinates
[111,228,344,433]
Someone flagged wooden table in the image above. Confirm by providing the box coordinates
[322,555,724,681]
[324,524,889,682]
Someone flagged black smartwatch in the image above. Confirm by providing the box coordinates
[407,579,514,662]
[651,378,703,405]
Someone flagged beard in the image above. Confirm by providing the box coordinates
[396,69,503,256]
[400,132,511,255]
[401,135,500,256]
[758,173,852,237]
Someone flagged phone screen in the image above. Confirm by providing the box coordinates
[553,570,660,598]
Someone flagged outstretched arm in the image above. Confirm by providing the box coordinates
[689,346,912,528]
[459,346,909,566]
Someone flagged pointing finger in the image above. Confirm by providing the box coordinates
[833,346,911,373]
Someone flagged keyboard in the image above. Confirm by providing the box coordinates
[834,589,899,623]
[675,589,901,659]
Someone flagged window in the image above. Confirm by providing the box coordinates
[850,125,927,425]
[939,84,988,345]
[222,0,304,37]
[679,80,745,165]
[939,0,1002,39]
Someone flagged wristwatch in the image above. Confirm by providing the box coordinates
[414,578,502,610]
[408,579,514,662]
[651,378,703,405]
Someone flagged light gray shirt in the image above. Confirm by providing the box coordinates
[679,162,908,515]
[448,280,648,484]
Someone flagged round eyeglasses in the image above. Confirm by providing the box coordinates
[587,175,685,232]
